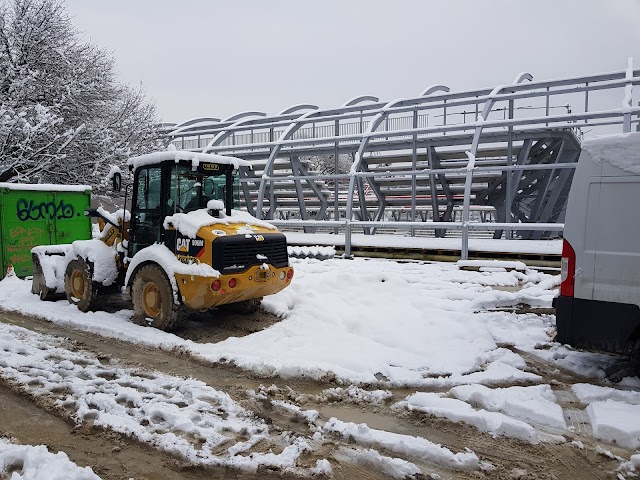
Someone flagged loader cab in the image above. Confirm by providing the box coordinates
[129,160,239,257]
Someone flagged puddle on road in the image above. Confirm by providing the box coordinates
[491,285,522,292]
[318,404,407,434]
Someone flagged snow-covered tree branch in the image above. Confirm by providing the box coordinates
[0,0,165,192]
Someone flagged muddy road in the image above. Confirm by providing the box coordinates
[0,307,632,480]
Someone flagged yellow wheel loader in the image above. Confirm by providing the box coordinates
[31,151,294,331]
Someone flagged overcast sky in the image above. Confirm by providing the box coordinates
[64,0,640,124]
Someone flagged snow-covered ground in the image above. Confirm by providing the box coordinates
[0,323,323,475]
[285,232,563,255]
[0,438,100,480]
[1,256,640,477]
[0,258,558,386]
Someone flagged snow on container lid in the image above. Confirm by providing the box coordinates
[0,183,91,192]
[127,151,252,171]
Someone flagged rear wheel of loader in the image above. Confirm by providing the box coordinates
[221,297,262,314]
[132,264,184,331]
[64,259,101,311]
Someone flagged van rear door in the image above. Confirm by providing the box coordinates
[591,176,640,305]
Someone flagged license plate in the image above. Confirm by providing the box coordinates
[255,270,269,282]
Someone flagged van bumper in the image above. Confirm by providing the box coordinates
[554,295,640,354]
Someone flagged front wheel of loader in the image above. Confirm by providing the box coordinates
[131,264,184,332]
[64,259,102,311]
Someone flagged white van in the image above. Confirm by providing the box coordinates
[554,131,640,374]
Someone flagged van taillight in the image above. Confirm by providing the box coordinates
[560,239,576,297]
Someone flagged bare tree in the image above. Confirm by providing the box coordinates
[0,0,164,191]
[301,154,353,185]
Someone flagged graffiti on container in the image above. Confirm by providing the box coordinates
[9,254,31,265]
[9,226,45,239]
[7,237,41,251]
[5,226,46,265]
[16,199,75,221]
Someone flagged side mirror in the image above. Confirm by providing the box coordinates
[112,172,122,192]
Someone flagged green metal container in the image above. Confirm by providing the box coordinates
[0,184,92,278]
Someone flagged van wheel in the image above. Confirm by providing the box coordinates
[64,259,102,311]
[132,264,184,331]
[221,298,262,314]
[632,339,640,378]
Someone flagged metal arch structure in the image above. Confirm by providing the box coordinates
[168,117,221,135]
[278,104,319,115]
[164,60,640,259]
[204,113,266,151]
[342,95,379,107]
[346,84,451,230]
[460,72,533,258]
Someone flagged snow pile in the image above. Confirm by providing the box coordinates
[288,245,336,260]
[394,392,540,444]
[194,258,556,386]
[572,384,640,405]
[457,259,527,271]
[285,232,563,255]
[70,240,119,286]
[309,458,333,476]
[582,132,640,175]
[450,384,567,429]
[321,386,392,405]
[337,448,421,479]
[573,384,640,449]
[0,438,101,480]
[164,208,277,238]
[529,346,624,379]
[324,418,479,470]
[618,454,640,478]
[0,323,326,474]
[127,150,251,171]
[586,400,640,449]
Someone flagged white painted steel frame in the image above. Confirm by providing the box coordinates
[166,60,640,259]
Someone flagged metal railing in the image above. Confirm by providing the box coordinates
[164,59,640,259]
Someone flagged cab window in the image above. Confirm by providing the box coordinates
[135,167,161,210]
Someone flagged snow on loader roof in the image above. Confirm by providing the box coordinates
[127,151,252,171]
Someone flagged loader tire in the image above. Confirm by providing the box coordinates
[632,338,640,379]
[64,259,102,312]
[221,297,262,314]
[131,264,184,332]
